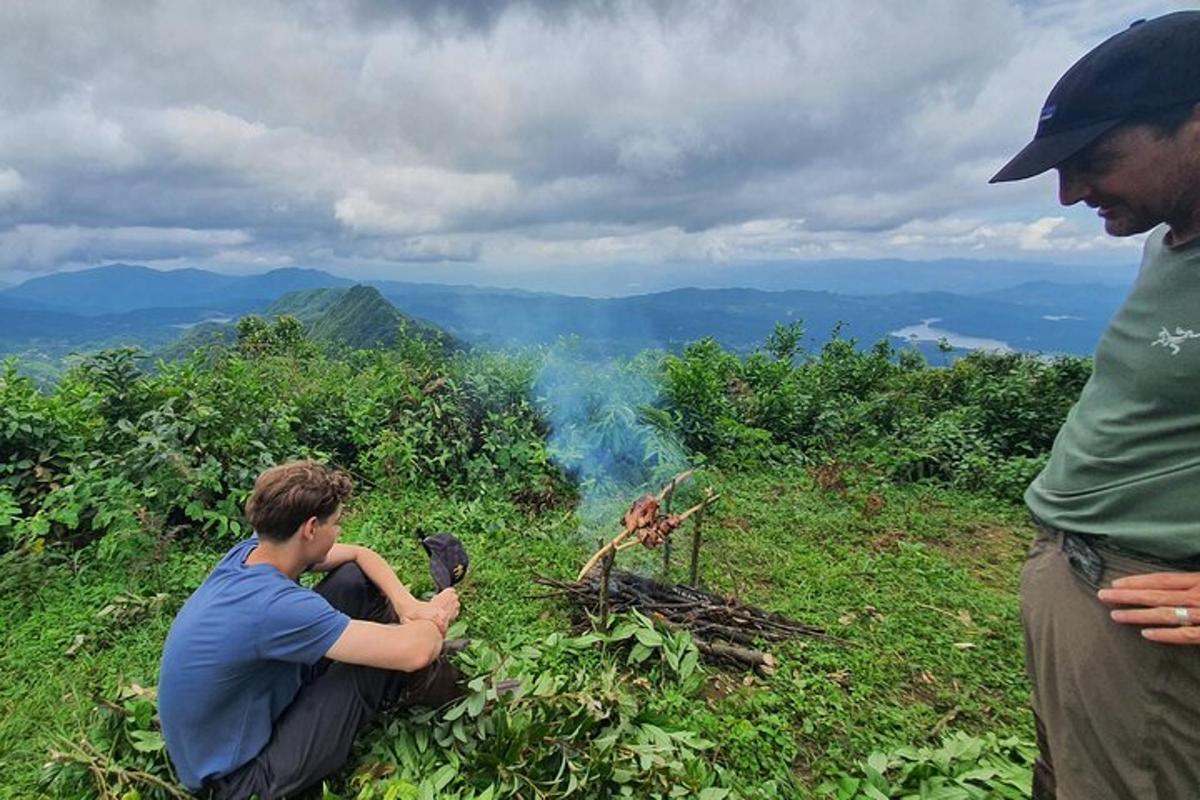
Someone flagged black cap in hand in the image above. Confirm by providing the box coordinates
[420,532,469,591]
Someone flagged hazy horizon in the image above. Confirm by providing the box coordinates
[2,253,1140,300]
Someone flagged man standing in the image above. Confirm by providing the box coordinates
[158,460,463,799]
[990,11,1200,800]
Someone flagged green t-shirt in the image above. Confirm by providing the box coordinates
[1026,226,1200,560]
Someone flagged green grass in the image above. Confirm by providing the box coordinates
[0,463,1034,798]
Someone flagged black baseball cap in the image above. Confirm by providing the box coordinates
[990,12,1200,183]
[420,532,469,591]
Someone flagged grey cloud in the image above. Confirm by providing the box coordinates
[0,224,252,272]
[351,235,482,263]
[0,0,1176,280]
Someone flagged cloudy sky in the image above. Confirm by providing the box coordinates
[0,0,1181,287]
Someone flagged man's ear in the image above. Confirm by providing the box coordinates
[299,516,319,541]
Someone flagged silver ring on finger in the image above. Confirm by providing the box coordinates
[1175,606,1192,626]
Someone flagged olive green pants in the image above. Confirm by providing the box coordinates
[1021,527,1200,799]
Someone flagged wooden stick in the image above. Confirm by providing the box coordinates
[575,476,711,581]
[576,521,638,581]
[695,639,777,674]
[675,494,718,525]
[662,474,678,577]
[598,550,615,628]
[656,469,694,501]
[689,498,708,586]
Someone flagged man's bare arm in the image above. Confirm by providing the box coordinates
[325,618,443,671]
[311,543,460,632]
[311,543,423,620]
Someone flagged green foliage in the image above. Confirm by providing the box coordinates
[237,313,317,358]
[820,732,1035,799]
[1,327,568,559]
[0,359,97,534]
[40,683,186,800]
[660,330,1089,500]
[344,616,748,800]
[536,348,690,495]
[763,321,807,364]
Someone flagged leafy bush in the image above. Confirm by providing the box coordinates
[0,360,97,527]
[820,731,1035,799]
[41,683,184,800]
[658,330,1089,499]
[346,615,763,800]
[537,349,690,494]
[1,320,1090,558]
[2,326,573,559]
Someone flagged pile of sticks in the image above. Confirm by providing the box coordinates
[535,569,845,672]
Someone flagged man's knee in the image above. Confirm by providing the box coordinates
[315,563,392,620]
[326,562,369,589]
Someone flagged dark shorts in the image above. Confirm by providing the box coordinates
[205,564,463,800]
[1021,524,1200,800]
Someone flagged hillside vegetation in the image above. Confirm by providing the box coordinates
[0,319,1089,798]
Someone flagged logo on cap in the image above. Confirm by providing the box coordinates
[1039,104,1057,122]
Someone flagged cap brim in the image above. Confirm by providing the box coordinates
[989,119,1122,183]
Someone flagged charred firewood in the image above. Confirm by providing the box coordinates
[534,569,848,672]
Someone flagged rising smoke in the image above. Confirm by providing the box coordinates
[534,347,690,532]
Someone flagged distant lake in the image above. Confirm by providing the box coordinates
[889,318,1012,353]
[171,315,233,330]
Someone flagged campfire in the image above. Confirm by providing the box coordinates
[537,471,844,672]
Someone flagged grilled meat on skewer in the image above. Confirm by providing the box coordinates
[637,514,680,549]
[623,494,660,531]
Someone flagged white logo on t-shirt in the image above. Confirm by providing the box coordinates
[1151,326,1200,355]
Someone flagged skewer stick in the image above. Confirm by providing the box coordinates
[576,521,639,581]
[574,470,695,581]
[689,503,706,586]
[674,495,718,525]
[656,469,694,501]
[661,474,679,576]
[577,494,721,578]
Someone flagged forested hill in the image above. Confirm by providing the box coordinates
[164,286,456,358]
[305,286,452,351]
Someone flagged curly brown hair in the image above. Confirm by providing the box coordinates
[244,460,353,542]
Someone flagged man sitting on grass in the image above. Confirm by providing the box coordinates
[158,460,462,799]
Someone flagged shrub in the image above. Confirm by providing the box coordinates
[820,731,1035,799]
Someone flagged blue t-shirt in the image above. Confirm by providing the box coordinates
[158,537,350,790]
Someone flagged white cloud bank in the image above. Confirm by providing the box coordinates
[0,0,1178,280]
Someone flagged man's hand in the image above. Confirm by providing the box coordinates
[1098,572,1200,644]
[405,588,460,635]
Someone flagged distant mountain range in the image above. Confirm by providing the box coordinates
[150,256,1134,298]
[0,263,1133,377]
[1,264,353,315]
